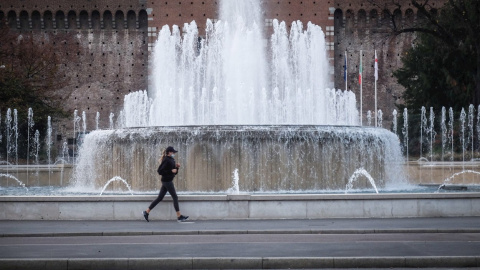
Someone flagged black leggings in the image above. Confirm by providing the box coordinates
[148,181,179,212]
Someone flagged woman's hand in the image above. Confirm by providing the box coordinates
[172,169,178,173]
[176,163,181,168]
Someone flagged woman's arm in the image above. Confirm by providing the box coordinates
[171,159,179,174]
[158,158,177,175]
[157,160,169,175]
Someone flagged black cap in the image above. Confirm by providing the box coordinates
[166,146,178,153]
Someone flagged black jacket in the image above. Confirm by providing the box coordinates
[157,156,178,182]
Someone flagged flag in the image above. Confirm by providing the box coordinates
[344,51,347,82]
[358,51,363,85]
[374,50,378,81]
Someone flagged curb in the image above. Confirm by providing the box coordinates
[1,256,479,269]
[2,228,480,238]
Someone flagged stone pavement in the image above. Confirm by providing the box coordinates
[1,217,480,269]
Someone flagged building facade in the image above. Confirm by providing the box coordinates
[0,0,441,145]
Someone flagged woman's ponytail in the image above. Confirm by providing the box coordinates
[159,149,167,164]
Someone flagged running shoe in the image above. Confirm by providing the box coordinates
[177,215,189,222]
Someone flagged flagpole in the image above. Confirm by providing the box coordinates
[375,77,377,127]
[374,50,378,127]
[345,51,347,91]
[359,50,363,126]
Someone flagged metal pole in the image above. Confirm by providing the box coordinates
[345,51,347,92]
[375,80,377,127]
[360,50,362,126]
[374,50,378,127]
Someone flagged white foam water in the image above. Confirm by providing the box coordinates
[121,0,357,127]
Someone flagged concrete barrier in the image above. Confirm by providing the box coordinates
[1,193,479,220]
[1,256,479,269]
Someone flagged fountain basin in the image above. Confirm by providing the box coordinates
[1,193,479,220]
[72,125,405,193]
[0,165,73,188]
[407,161,480,185]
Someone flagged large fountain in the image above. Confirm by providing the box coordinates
[71,0,406,193]
[2,0,480,222]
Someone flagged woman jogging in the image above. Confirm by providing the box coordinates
[143,146,189,222]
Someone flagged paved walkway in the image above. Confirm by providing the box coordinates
[1,217,480,269]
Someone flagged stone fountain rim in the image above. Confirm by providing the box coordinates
[1,192,479,202]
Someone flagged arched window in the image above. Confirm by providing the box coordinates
[405,9,414,27]
[80,10,89,29]
[369,9,378,27]
[393,9,402,29]
[334,8,344,89]
[358,9,367,28]
[127,10,136,29]
[334,9,343,28]
[56,11,65,29]
[115,10,125,29]
[417,9,427,24]
[357,9,367,39]
[334,8,343,56]
[103,10,112,29]
[44,11,53,29]
[31,10,41,29]
[7,10,17,29]
[138,9,147,29]
[7,11,17,29]
[0,11,4,23]
[67,10,77,29]
[381,9,391,28]
[91,10,101,29]
[345,10,354,31]
[19,10,29,30]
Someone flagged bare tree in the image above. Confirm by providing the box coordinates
[0,19,83,159]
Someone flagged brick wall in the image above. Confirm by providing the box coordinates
[0,0,446,144]
[0,0,148,145]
